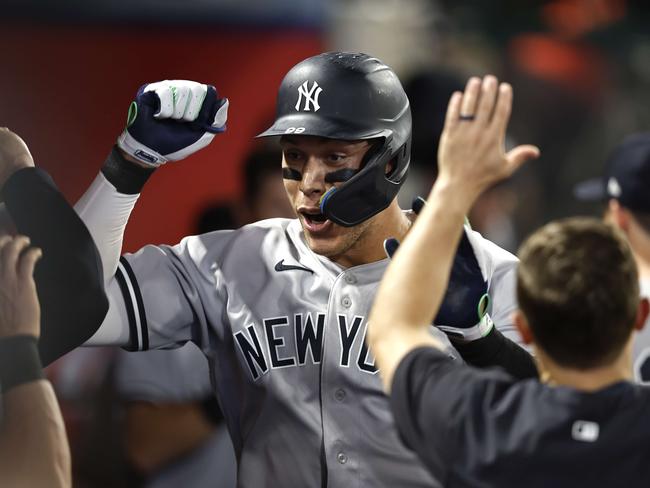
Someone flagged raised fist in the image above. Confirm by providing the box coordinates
[117,80,229,167]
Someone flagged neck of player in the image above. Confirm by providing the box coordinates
[535,338,634,392]
[333,200,411,269]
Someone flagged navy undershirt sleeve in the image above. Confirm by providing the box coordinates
[455,326,538,380]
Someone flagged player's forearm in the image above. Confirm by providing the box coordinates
[369,181,472,388]
[74,147,153,283]
[0,380,71,488]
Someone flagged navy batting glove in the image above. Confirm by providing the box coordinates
[117,80,229,167]
[383,196,493,343]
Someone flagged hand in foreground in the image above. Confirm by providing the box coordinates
[117,80,229,168]
[437,76,539,205]
[0,235,42,338]
[384,197,493,343]
[0,128,35,189]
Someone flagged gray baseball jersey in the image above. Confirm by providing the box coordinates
[115,344,237,488]
[111,217,519,487]
[633,279,650,384]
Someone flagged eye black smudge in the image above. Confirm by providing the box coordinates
[282,167,302,181]
[324,168,358,183]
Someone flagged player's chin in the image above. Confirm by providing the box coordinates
[304,236,345,257]
[301,224,345,255]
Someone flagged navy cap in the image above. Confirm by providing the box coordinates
[574,132,650,213]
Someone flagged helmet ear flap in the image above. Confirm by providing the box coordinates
[321,142,402,227]
[319,187,337,214]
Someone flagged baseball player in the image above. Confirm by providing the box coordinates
[0,128,108,366]
[369,82,650,486]
[0,128,110,488]
[574,133,650,384]
[66,54,535,486]
[116,343,237,488]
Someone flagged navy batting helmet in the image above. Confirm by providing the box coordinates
[257,52,412,227]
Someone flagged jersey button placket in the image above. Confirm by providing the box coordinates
[341,296,352,308]
[344,273,357,284]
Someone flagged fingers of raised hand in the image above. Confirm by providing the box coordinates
[504,144,540,175]
[489,82,513,137]
[474,76,498,124]
[184,83,208,122]
[459,77,481,119]
[447,76,501,133]
[17,246,42,281]
[443,91,463,133]
[145,81,208,121]
[0,235,31,280]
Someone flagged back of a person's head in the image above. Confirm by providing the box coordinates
[517,217,639,369]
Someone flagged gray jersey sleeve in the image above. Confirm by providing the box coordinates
[115,343,212,403]
[116,232,230,352]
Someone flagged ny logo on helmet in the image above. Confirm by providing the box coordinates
[295,81,322,112]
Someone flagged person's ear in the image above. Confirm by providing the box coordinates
[513,309,534,345]
[634,298,649,332]
[608,199,630,232]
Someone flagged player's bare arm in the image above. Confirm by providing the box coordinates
[0,235,72,488]
[368,75,540,391]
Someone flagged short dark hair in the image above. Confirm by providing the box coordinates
[517,217,639,369]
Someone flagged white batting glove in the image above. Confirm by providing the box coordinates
[117,80,229,168]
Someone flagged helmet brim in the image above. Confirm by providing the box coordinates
[256,113,390,141]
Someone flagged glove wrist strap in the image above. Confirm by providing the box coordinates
[101,146,156,195]
[117,130,168,168]
[438,313,494,344]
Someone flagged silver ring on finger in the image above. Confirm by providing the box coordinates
[459,114,476,121]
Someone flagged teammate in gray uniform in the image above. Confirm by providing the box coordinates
[116,343,237,488]
[74,55,536,486]
[574,132,650,384]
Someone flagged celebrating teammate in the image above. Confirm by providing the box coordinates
[575,132,650,383]
[0,127,109,487]
[46,53,537,486]
[368,80,650,486]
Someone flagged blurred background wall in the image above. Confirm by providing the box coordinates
[1,0,649,250]
[0,0,323,250]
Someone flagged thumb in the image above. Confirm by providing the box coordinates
[505,144,540,172]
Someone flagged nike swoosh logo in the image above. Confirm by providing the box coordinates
[274,259,314,274]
